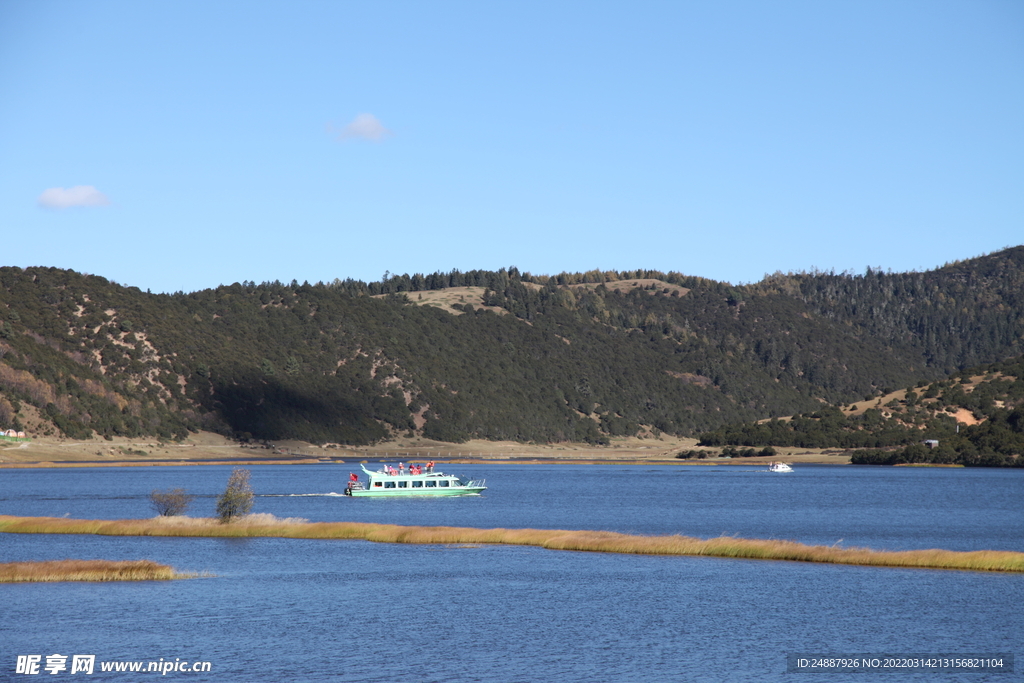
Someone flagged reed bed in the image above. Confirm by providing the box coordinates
[0,559,179,583]
[2,515,1022,573]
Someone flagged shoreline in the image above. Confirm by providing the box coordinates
[0,457,845,468]
[0,431,853,468]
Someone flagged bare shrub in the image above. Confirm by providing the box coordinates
[150,488,193,517]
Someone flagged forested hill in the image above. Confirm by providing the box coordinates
[1,246,1022,445]
[695,354,1024,467]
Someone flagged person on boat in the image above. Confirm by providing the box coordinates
[427,460,434,472]
[399,462,405,474]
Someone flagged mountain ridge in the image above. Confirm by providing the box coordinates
[1,246,1022,445]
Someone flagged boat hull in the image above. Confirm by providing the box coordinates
[348,487,486,497]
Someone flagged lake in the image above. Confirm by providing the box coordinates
[1,463,1021,681]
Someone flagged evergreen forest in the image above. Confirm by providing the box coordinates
[697,354,1024,466]
[0,246,1022,452]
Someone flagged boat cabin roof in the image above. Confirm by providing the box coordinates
[360,464,453,479]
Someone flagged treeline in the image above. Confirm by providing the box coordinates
[676,446,777,460]
[313,266,708,297]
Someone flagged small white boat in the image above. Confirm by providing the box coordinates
[768,462,793,472]
[344,463,486,497]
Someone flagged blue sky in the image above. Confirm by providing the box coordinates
[1,1,1021,294]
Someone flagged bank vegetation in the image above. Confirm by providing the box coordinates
[0,559,180,582]
[2,515,1021,574]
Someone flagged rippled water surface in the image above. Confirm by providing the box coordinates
[2,463,1022,682]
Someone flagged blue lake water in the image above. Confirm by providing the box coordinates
[1,463,1022,682]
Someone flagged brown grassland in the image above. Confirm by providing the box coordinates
[0,430,851,467]
[2,515,1021,573]
[0,559,180,583]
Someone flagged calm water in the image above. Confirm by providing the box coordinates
[1,463,1022,682]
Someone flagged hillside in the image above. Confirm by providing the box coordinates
[696,354,1024,466]
[1,246,1022,446]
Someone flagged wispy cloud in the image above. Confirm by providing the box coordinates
[331,113,393,142]
[38,186,111,209]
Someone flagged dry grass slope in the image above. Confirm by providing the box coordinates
[0,559,178,583]
[2,515,1022,573]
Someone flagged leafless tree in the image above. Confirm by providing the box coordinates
[150,488,193,516]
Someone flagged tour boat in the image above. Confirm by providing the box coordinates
[344,463,486,497]
[768,462,793,472]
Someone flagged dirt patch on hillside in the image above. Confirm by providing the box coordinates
[372,280,688,317]
[948,408,980,425]
[374,287,506,316]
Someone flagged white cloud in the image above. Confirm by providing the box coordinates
[38,186,111,209]
[334,113,392,142]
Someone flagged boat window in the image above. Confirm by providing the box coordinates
[412,481,423,488]
[439,480,449,487]
[398,481,408,488]
[425,481,436,488]
[384,481,396,489]
[372,481,382,488]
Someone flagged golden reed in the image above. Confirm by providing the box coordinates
[1,515,1021,573]
[0,559,178,583]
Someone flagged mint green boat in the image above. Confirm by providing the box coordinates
[344,463,486,497]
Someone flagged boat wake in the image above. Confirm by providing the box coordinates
[263,492,347,498]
